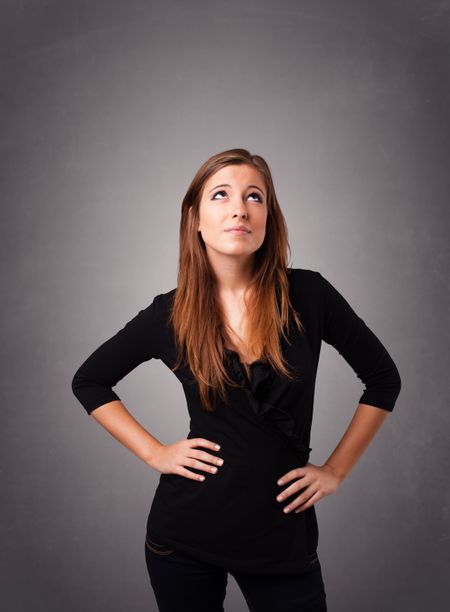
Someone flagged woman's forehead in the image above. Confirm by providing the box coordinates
[204,165,266,193]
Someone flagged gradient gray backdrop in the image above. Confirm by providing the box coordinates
[2,1,449,611]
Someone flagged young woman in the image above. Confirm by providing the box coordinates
[72,148,401,612]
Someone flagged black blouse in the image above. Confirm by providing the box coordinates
[71,268,401,574]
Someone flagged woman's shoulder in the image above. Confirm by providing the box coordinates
[153,270,325,307]
[287,266,322,287]
[156,287,177,303]
[133,288,176,325]
[149,287,177,316]
[287,267,327,309]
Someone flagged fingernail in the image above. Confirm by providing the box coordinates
[278,479,283,485]
[215,444,220,450]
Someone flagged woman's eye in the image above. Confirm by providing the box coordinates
[212,190,263,202]
[248,192,263,202]
[212,190,227,199]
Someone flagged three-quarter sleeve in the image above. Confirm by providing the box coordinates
[71,293,166,415]
[318,272,401,411]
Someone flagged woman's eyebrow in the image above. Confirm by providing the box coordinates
[208,184,265,195]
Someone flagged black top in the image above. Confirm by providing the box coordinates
[71,268,401,574]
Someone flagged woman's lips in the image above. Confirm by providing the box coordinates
[225,229,250,234]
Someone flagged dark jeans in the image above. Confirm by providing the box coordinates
[144,536,327,612]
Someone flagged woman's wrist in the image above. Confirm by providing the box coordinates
[322,461,347,483]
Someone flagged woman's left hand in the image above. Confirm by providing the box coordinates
[275,462,343,514]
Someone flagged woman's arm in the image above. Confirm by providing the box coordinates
[89,400,225,480]
[318,271,402,413]
[323,403,390,482]
[274,273,402,513]
[89,400,164,467]
[277,403,391,512]
[71,294,165,415]
[71,294,225,479]
[277,406,392,513]
[71,296,167,466]
[318,271,401,479]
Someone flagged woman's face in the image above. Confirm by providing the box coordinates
[194,164,268,261]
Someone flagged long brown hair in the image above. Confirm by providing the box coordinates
[168,148,304,411]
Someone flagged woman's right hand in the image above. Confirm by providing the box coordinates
[150,438,225,481]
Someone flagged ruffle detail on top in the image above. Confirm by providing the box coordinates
[224,349,312,464]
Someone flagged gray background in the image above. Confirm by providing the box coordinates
[2,1,449,610]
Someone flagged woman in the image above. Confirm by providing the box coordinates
[71,148,401,612]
